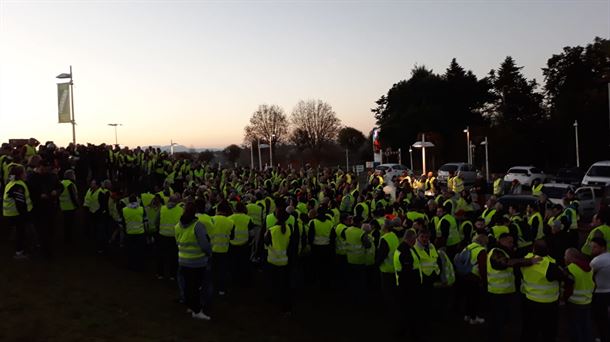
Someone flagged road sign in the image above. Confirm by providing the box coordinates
[356,165,364,173]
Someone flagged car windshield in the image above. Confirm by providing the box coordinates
[376,166,389,171]
[440,164,458,172]
[542,186,568,199]
[508,168,528,174]
[587,165,610,178]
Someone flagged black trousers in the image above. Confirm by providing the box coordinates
[311,245,333,289]
[62,210,76,243]
[593,292,610,342]
[266,263,291,313]
[229,244,251,286]
[212,252,229,293]
[520,298,558,342]
[181,266,204,313]
[34,210,55,258]
[487,293,516,342]
[9,215,28,253]
[156,235,177,278]
[125,234,146,271]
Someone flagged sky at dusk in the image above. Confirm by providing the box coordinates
[0,0,608,148]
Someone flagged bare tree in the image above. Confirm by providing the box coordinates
[290,99,341,151]
[243,104,289,147]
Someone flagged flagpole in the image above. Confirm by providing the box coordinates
[69,65,76,146]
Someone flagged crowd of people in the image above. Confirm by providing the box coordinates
[2,138,610,342]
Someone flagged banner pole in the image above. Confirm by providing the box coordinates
[70,65,76,146]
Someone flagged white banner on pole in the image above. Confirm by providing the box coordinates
[57,83,71,123]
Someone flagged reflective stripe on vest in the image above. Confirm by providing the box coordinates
[414,242,440,276]
[209,215,233,253]
[229,213,251,246]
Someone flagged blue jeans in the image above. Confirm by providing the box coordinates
[177,265,213,309]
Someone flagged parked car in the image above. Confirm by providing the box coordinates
[375,163,412,183]
[497,194,539,211]
[437,163,479,186]
[574,186,610,221]
[581,161,610,187]
[503,166,547,188]
[551,167,584,186]
[541,183,576,206]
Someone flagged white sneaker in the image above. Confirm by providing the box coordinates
[191,311,211,320]
[218,291,226,296]
[469,318,478,325]
[474,317,485,324]
[463,315,472,322]
[186,308,193,314]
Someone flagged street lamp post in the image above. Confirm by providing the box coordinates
[170,140,178,155]
[480,137,490,182]
[257,138,263,171]
[250,141,254,169]
[269,134,276,167]
[574,120,580,168]
[56,66,76,146]
[409,148,413,170]
[108,123,122,145]
[412,134,435,175]
[463,126,471,164]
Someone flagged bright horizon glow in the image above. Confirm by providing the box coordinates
[0,0,608,148]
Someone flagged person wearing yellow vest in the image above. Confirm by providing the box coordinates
[122,194,147,271]
[520,240,572,342]
[452,172,465,194]
[493,175,504,197]
[330,213,351,286]
[458,234,488,325]
[2,165,33,259]
[229,202,255,285]
[264,208,296,314]
[562,200,580,248]
[411,228,441,332]
[175,201,212,320]
[480,197,498,227]
[342,222,373,298]
[582,213,610,256]
[375,219,400,314]
[308,207,334,289]
[209,201,235,296]
[531,179,544,197]
[563,248,595,342]
[526,202,545,241]
[59,169,79,243]
[156,194,183,280]
[393,229,423,340]
[486,233,540,342]
[434,204,460,258]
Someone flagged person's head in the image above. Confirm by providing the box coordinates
[417,227,431,246]
[102,179,112,190]
[497,233,514,251]
[182,200,196,220]
[473,233,489,247]
[63,169,76,181]
[551,204,563,216]
[128,194,138,204]
[403,229,417,247]
[9,164,26,181]
[361,223,372,234]
[508,204,521,216]
[532,239,549,257]
[412,218,425,232]
[590,237,607,257]
[235,202,247,214]
[527,202,539,214]
[216,200,232,216]
[474,218,485,231]
[564,247,585,265]
[168,194,181,205]
[436,206,445,217]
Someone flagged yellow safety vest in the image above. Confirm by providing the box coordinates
[59,179,77,211]
[229,213,251,246]
[159,205,183,237]
[379,232,400,273]
[487,248,516,294]
[209,215,233,253]
[2,180,33,216]
[393,247,422,286]
[267,225,291,266]
[566,263,594,305]
[436,214,460,246]
[413,242,440,276]
[123,206,145,235]
[521,253,559,303]
[312,218,333,246]
[532,184,543,197]
[345,227,366,265]
[175,220,206,262]
[528,212,544,240]
[334,223,349,256]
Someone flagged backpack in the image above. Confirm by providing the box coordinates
[453,246,473,276]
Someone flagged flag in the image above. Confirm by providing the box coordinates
[57,83,71,123]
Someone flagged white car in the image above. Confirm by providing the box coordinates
[437,162,479,185]
[375,164,412,183]
[503,166,546,187]
[541,183,576,206]
[582,161,610,187]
